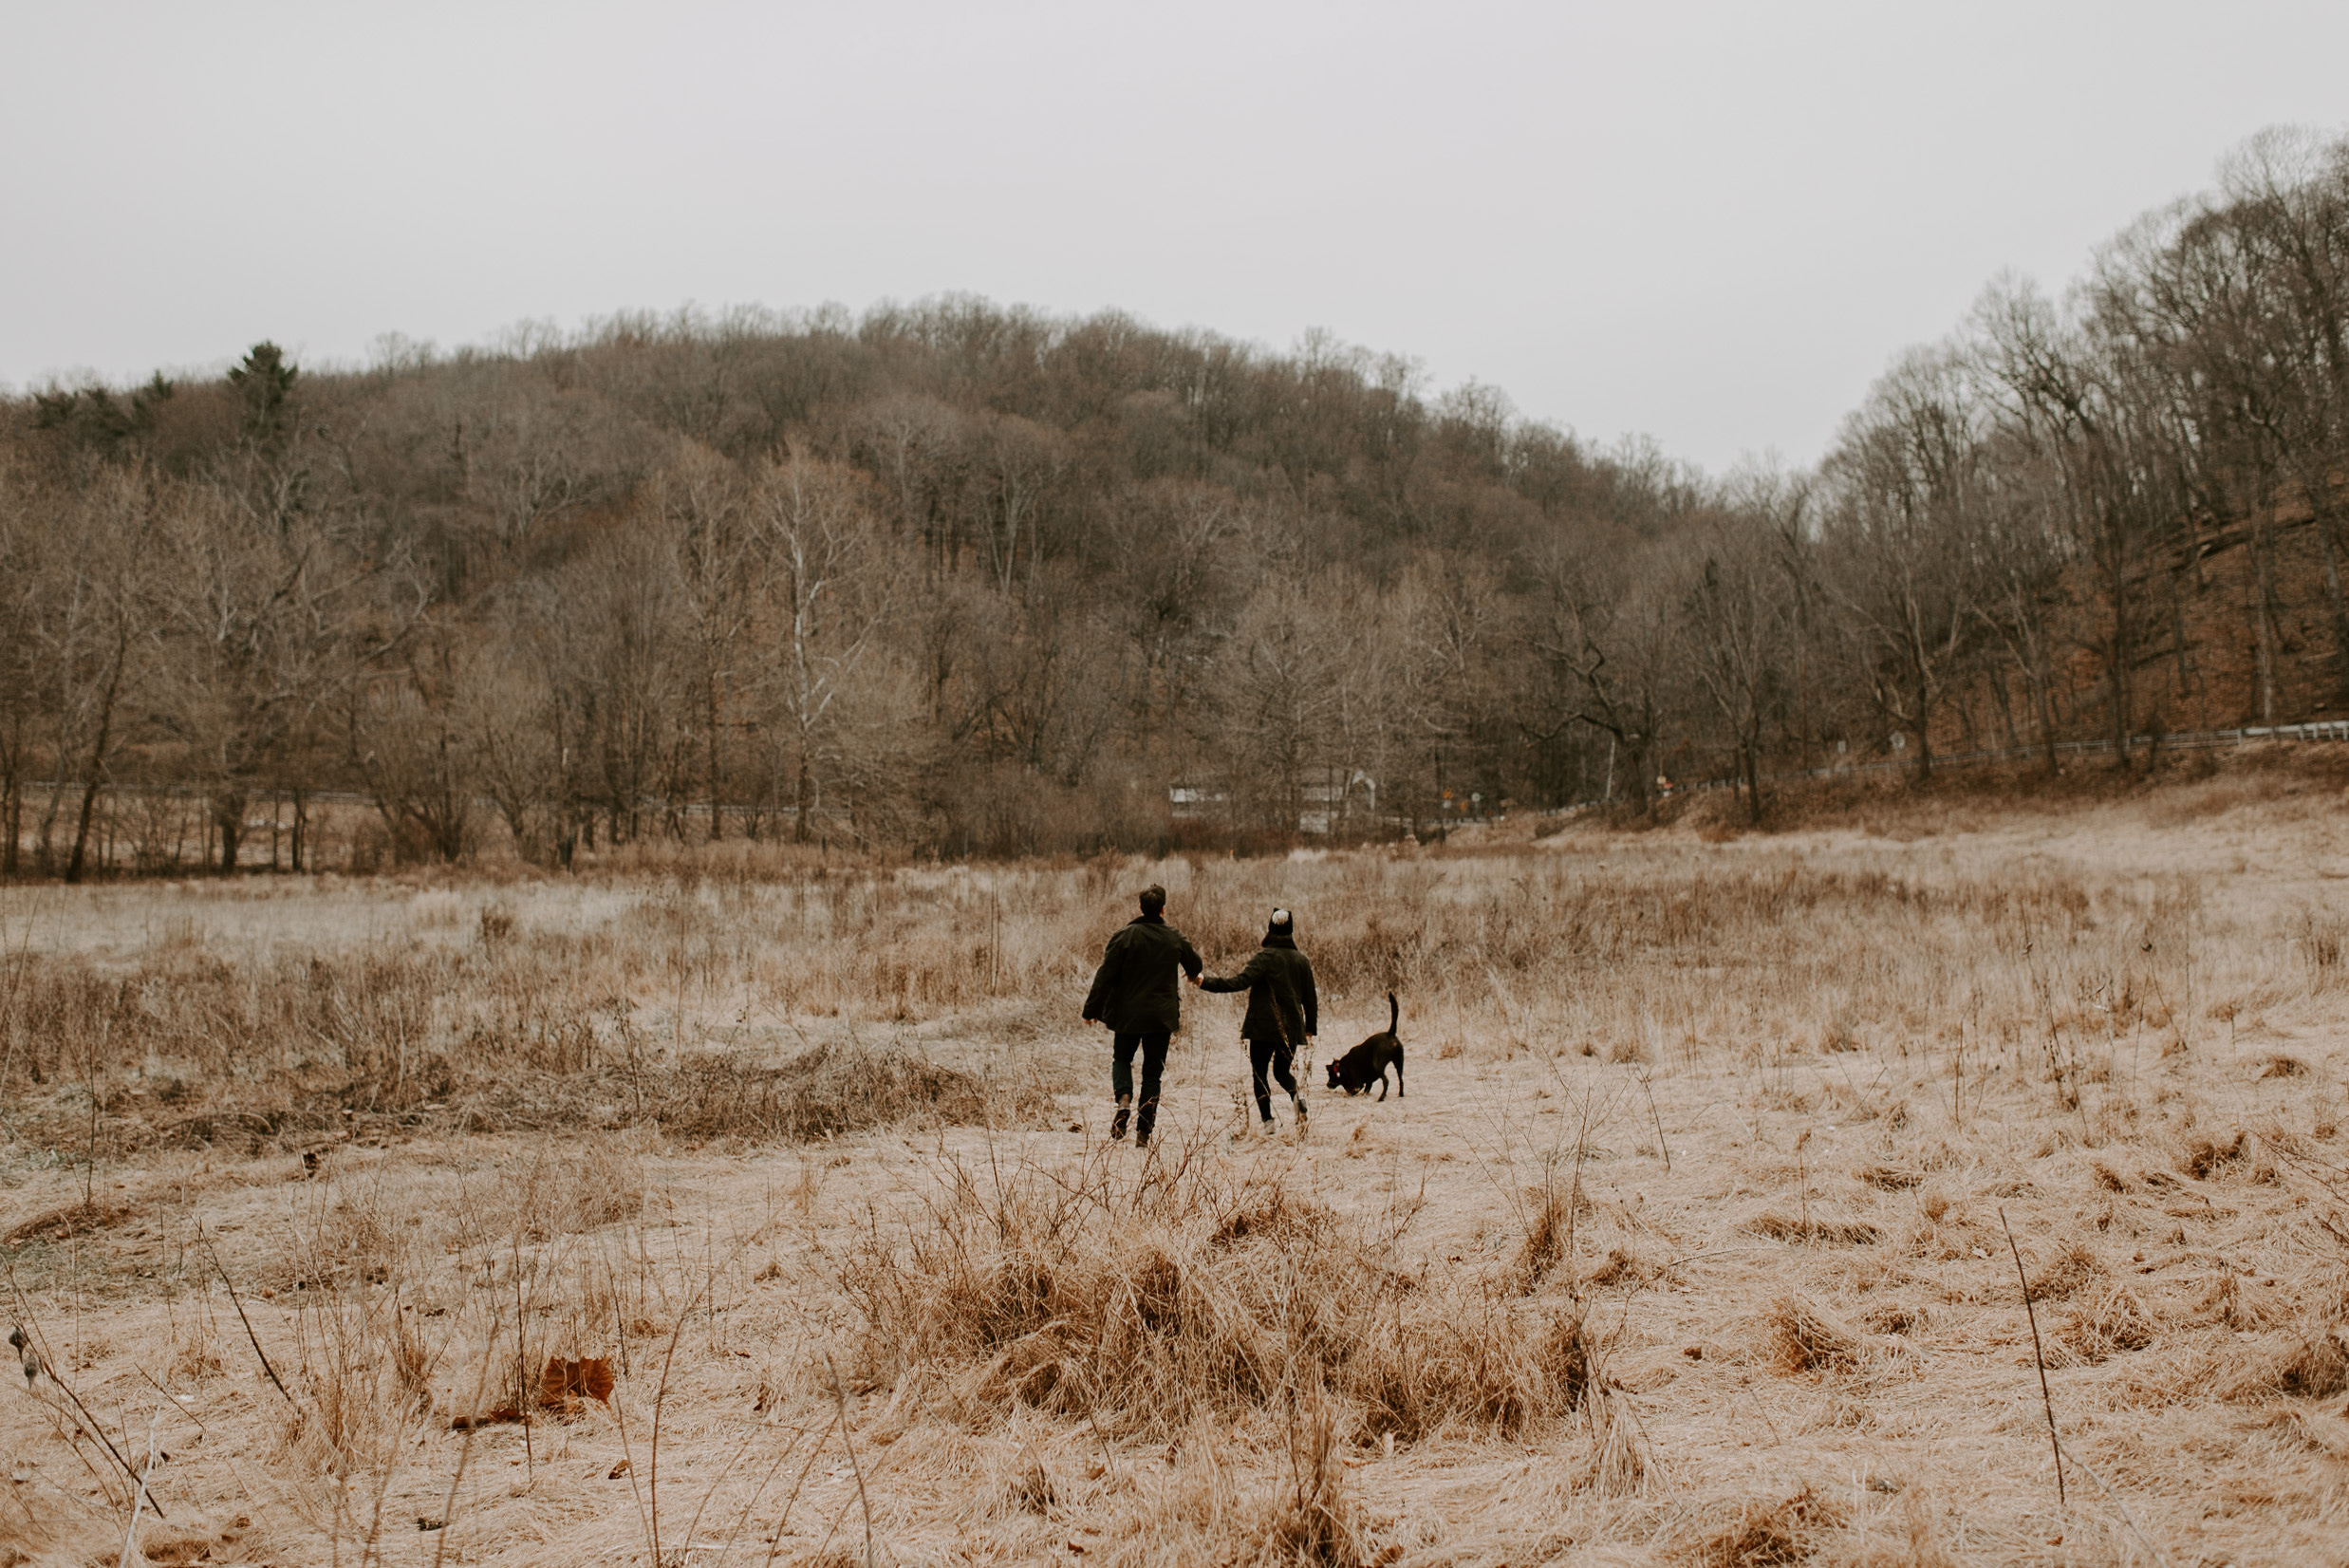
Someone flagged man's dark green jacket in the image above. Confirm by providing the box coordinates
[1200,936,1317,1047]
[1082,915,1204,1035]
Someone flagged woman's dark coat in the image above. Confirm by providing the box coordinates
[1200,936,1317,1046]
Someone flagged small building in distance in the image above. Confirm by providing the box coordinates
[1297,768,1377,835]
[1168,768,1377,837]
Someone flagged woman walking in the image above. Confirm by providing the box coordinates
[1196,907,1317,1135]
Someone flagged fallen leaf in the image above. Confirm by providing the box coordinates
[539,1356,616,1410]
[607,1459,631,1479]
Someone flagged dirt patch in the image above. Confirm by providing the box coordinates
[3,1201,139,1247]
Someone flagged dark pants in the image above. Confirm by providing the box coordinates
[1111,1032,1170,1139]
[1249,1037,1297,1121]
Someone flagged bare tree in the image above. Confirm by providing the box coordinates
[354,621,477,864]
[848,393,966,572]
[1207,569,1370,836]
[0,475,39,874]
[750,448,894,842]
[970,413,1070,597]
[159,477,375,872]
[1978,283,2190,762]
[1677,491,1800,822]
[1820,347,1993,780]
[33,469,163,881]
[648,440,761,838]
[1522,540,1678,816]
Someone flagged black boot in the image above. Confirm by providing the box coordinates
[1110,1103,1130,1141]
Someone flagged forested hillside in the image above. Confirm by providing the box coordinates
[5,129,2347,872]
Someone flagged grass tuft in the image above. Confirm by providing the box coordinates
[1678,1484,1843,1567]
[1763,1295,1861,1375]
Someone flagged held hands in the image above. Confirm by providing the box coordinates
[1186,973,1202,987]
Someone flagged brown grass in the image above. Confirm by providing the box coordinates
[1677,1484,1843,1566]
[837,1139,1591,1446]
[1763,1294,1863,1375]
[3,773,2349,1563]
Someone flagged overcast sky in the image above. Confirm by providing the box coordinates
[3,1,2342,473]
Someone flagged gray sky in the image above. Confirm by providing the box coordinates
[4,1,2342,473]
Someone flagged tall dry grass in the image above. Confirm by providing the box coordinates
[3,777,2348,1564]
[0,823,2290,1153]
[836,1133,1594,1447]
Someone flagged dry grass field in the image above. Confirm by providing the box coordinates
[3,753,2348,1568]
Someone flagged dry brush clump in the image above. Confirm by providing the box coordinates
[837,1140,1596,1448]
[1675,1484,1845,1568]
[1762,1294,1865,1377]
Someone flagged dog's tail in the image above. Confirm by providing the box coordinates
[1387,991,1398,1035]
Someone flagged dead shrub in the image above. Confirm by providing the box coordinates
[2059,1282,2159,1362]
[1678,1484,1843,1566]
[1002,1446,1055,1516]
[518,1136,645,1239]
[2191,1270,2286,1333]
[1508,1179,1592,1292]
[170,1316,225,1385]
[1352,1302,1593,1443]
[2260,1054,2309,1078]
[1746,1211,1881,1246]
[1250,1384,1365,1567]
[1763,1295,1860,1375]
[1585,1244,1653,1288]
[1861,1300,1926,1336]
[2182,1130,2247,1180]
[1606,1035,1651,1066]
[2299,909,2346,984]
[279,1291,437,1480]
[2089,1159,2134,1192]
[841,1145,1592,1445]
[1575,1383,1649,1498]
[2219,1330,2349,1401]
[2025,1239,2104,1300]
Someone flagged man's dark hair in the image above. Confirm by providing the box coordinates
[1139,885,1166,916]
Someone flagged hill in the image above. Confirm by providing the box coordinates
[4,132,2348,872]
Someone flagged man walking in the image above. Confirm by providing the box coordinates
[1197,907,1317,1135]
[1081,884,1202,1148]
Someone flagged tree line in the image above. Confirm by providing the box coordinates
[3,129,2346,873]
